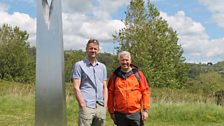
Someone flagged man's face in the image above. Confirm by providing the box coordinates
[119,54,131,71]
[86,43,99,59]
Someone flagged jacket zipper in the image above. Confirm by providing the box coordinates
[125,78,128,113]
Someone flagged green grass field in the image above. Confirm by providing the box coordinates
[0,80,224,126]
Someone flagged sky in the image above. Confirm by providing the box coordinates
[0,0,224,64]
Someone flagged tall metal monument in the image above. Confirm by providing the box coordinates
[36,0,66,125]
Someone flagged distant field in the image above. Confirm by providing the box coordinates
[0,80,224,126]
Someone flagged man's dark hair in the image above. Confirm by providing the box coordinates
[86,39,99,48]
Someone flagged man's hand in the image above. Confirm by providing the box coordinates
[142,111,148,120]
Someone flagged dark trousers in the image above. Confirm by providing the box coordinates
[114,111,144,126]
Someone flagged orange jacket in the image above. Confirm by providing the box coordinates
[107,69,150,114]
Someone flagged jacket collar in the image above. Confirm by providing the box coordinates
[114,64,138,79]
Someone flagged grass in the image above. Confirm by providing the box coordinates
[0,80,224,126]
[149,102,224,123]
[0,80,34,126]
[0,95,34,126]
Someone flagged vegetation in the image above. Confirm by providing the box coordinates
[0,80,34,125]
[113,0,188,88]
[64,50,85,82]
[0,0,224,125]
[0,0,223,93]
[0,24,35,83]
[186,62,224,96]
[1,80,224,126]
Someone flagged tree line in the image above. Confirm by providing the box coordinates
[0,24,35,82]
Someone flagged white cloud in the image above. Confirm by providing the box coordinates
[79,20,124,41]
[199,0,224,28]
[0,0,126,51]
[63,0,130,19]
[160,11,224,63]
[61,0,127,50]
[205,38,224,57]
[160,11,207,53]
[2,0,222,63]
[0,11,36,47]
[62,0,92,13]
[62,12,125,50]
[92,0,130,19]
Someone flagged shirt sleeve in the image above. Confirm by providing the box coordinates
[103,64,107,81]
[72,62,82,79]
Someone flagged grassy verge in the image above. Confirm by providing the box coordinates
[0,80,34,126]
[0,80,224,126]
[0,95,34,126]
[148,102,224,126]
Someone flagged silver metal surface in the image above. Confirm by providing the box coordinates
[36,0,66,125]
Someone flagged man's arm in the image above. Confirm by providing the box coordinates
[107,73,116,123]
[73,78,86,107]
[139,71,150,120]
[103,80,108,107]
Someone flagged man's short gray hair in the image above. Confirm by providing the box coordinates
[118,51,131,60]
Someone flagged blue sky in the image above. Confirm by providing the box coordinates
[0,0,224,63]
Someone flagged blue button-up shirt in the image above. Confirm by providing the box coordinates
[72,59,107,108]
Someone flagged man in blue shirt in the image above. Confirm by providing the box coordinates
[72,39,108,126]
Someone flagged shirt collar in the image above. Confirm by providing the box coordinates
[85,58,99,66]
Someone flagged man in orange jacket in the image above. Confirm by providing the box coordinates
[108,51,150,126]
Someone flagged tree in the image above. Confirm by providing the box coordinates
[97,52,116,77]
[0,24,34,82]
[114,0,188,88]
